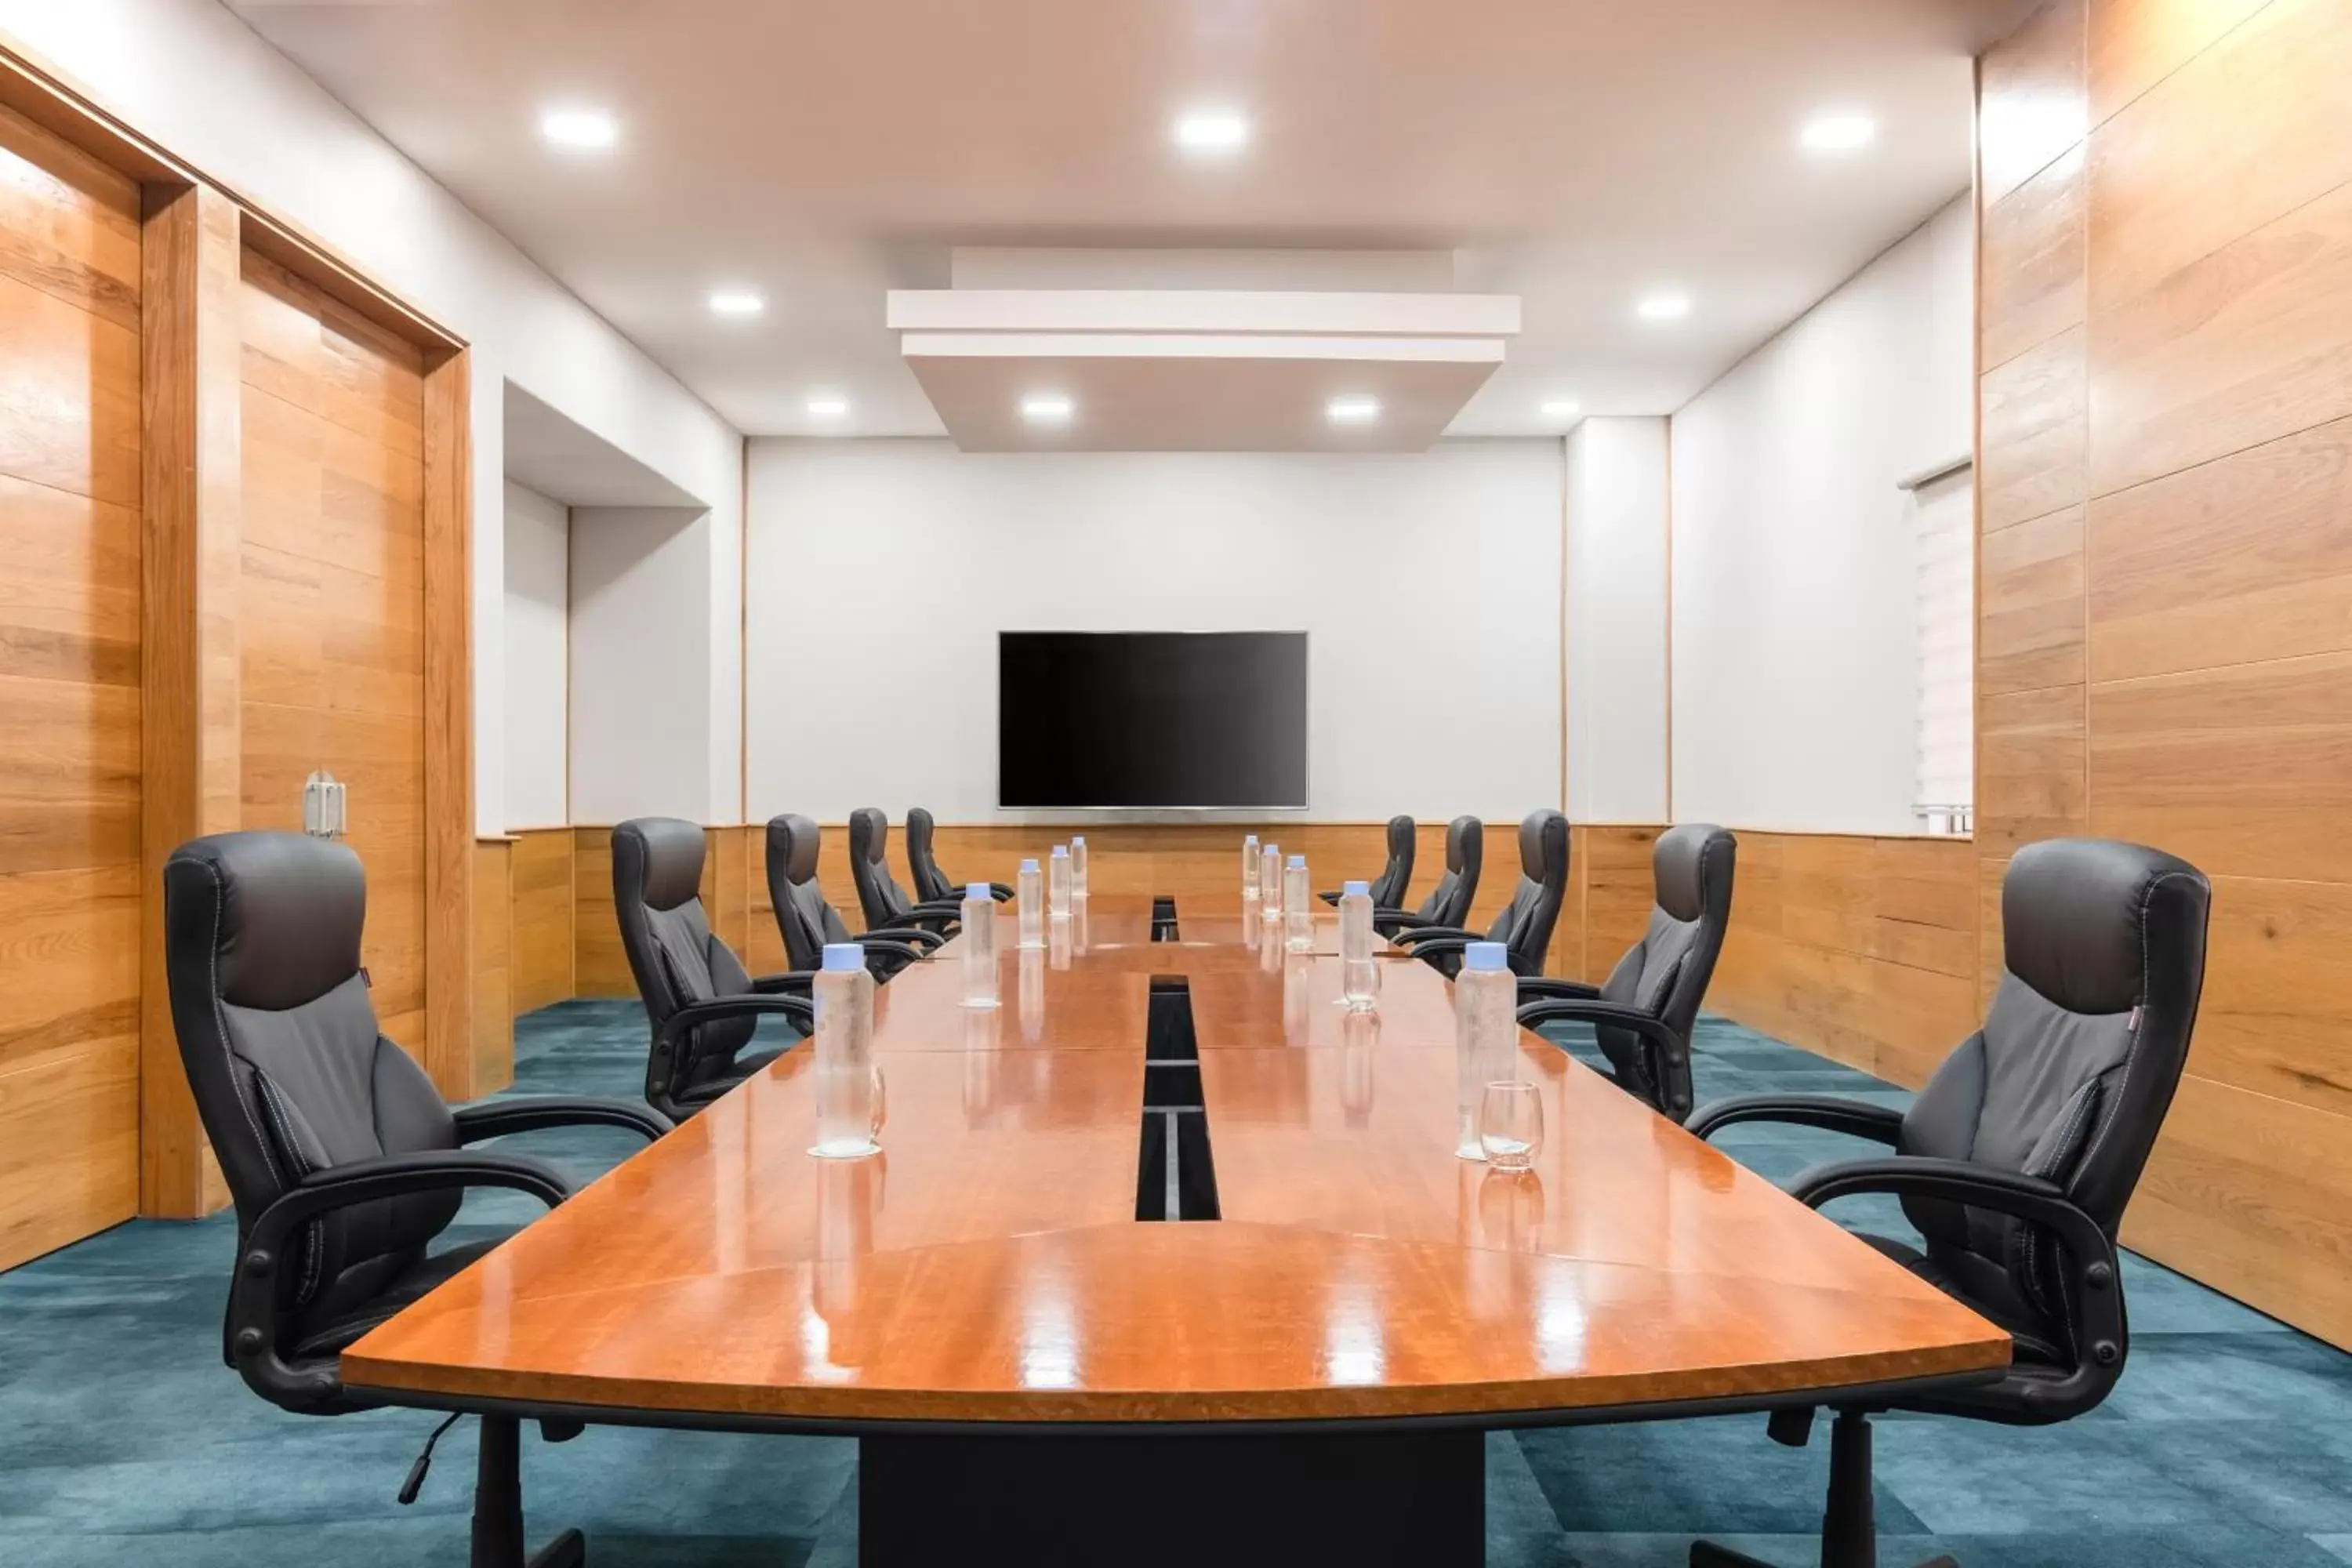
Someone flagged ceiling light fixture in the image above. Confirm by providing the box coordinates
[1021,393,1074,422]
[1800,112,1877,153]
[1174,109,1251,153]
[1637,292,1692,322]
[1541,398,1581,419]
[708,289,767,318]
[806,394,849,417]
[1327,395,1381,424]
[539,107,618,151]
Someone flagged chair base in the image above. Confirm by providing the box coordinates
[471,1414,586,1568]
[1688,1410,1955,1568]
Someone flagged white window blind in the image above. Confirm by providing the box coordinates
[1910,465,1974,835]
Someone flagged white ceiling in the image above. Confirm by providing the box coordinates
[228,0,2029,441]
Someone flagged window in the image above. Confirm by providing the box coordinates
[1910,463,1973,835]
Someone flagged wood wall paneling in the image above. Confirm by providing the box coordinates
[1978,0,2087,205]
[421,349,473,1097]
[0,103,145,1261]
[2085,0,2273,126]
[1980,144,2088,372]
[572,828,630,997]
[510,827,575,1012]
[471,839,512,1095]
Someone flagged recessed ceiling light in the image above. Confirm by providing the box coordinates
[1801,112,1877,153]
[1541,398,1581,419]
[1174,109,1250,153]
[1327,395,1381,424]
[1021,393,1074,422]
[1637,292,1692,322]
[539,107,618,151]
[806,394,849,417]
[708,289,766,318]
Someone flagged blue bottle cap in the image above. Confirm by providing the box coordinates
[1287,854,1305,868]
[1051,844,1069,858]
[1264,844,1278,857]
[1072,835,1085,848]
[1021,858,1040,873]
[1344,880,1370,897]
[1244,833,1258,846]
[1465,942,1509,972]
[822,942,865,973]
[967,883,991,902]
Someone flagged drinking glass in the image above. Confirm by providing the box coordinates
[1479,1081,1543,1172]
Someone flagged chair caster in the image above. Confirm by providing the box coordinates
[525,1526,586,1568]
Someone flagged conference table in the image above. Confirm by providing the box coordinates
[344,895,2008,1566]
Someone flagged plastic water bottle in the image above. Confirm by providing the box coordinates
[1017,858,1044,949]
[811,943,879,1160]
[1049,844,1073,917]
[1261,843,1283,921]
[1241,833,1261,902]
[1283,854,1312,952]
[1454,941,1518,1160]
[960,883,997,1008]
[1071,835,1089,899]
[1340,879,1379,1011]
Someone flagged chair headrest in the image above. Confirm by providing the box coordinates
[1446,815,1482,873]
[768,814,822,884]
[1519,809,1568,884]
[615,818,706,912]
[849,807,888,866]
[907,806,936,849]
[1653,823,1736,923]
[1386,815,1415,856]
[165,832,366,1011]
[2003,838,2209,1016]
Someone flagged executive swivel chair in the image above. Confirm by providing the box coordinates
[1389,809,1567,978]
[1372,814,1482,938]
[613,818,819,1123]
[164,830,670,1566]
[765,813,944,982]
[1684,837,2211,1568]
[1516,823,1737,1123]
[1319,814,1416,908]
[906,805,1014,904]
[848,806,967,934]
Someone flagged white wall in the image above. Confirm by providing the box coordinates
[744,440,1564,824]
[502,482,569,828]
[0,0,745,832]
[569,508,721,825]
[1566,418,1670,822]
[1670,196,1973,835]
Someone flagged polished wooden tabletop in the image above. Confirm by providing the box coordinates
[343,895,2007,1426]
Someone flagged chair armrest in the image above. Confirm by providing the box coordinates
[454,1096,673,1145]
[232,1150,571,1410]
[1317,889,1342,907]
[985,883,1016,902]
[1686,1093,1904,1145]
[655,994,814,1054]
[865,926,947,953]
[904,898,967,919]
[1789,1155,2122,1403]
[1390,924,1479,946]
[1514,998,1694,1121]
[751,971,816,994]
[1516,977,1600,1002]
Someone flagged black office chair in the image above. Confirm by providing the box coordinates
[1390,809,1566,977]
[766,813,942,982]
[848,806,967,935]
[1517,823,1737,1123]
[906,805,1014,904]
[1684,838,2211,1568]
[1373,814,1481,938]
[164,831,670,1566]
[613,818,818,1123]
[1319,815,1416,908]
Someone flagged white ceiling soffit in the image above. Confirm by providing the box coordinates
[503,383,706,509]
[887,282,1519,452]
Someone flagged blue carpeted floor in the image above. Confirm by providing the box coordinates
[3,1001,2347,1566]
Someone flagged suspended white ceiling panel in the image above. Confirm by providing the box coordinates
[886,285,1519,452]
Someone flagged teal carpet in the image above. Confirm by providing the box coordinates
[3,1000,2347,1566]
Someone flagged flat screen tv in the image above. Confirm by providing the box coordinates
[998,631,1308,808]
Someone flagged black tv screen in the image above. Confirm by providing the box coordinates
[998,632,1308,808]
